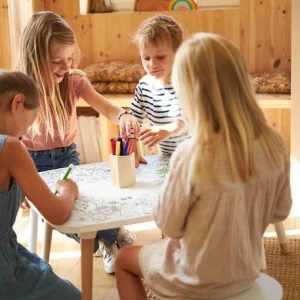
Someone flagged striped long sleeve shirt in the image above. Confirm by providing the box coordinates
[131,75,189,155]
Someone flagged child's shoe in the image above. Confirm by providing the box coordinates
[117,227,137,248]
[102,242,118,274]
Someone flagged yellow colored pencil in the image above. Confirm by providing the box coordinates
[116,141,121,156]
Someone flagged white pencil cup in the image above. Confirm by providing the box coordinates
[109,153,136,188]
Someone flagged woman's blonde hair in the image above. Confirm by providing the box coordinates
[172,33,283,186]
[15,11,80,140]
[0,70,39,113]
[133,14,183,51]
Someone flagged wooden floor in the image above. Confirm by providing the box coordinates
[14,210,300,300]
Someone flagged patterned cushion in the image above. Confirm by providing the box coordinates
[83,61,146,83]
[251,72,291,94]
[92,82,137,94]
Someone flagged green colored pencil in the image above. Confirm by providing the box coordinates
[54,164,74,195]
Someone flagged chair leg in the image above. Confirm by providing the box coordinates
[274,222,288,254]
[260,240,267,273]
[42,222,53,262]
[28,209,39,253]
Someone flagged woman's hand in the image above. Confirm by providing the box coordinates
[119,113,140,139]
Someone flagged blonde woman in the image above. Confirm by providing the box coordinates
[115,33,292,299]
[16,11,139,274]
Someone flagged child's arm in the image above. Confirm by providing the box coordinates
[154,142,193,238]
[81,81,140,138]
[3,138,78,225]
[140,120,185,147]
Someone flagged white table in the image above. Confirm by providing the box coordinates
[29,155,169,300]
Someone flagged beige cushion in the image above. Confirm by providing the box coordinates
[83,61,146,83]
[252,71,291,94]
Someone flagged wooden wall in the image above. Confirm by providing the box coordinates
[240,0,291,72]
[0,0,291,73]
[0,0,12,69]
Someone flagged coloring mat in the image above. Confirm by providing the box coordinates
[39,155,170,232]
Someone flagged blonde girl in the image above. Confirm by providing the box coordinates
[0,70,80,299]
[115,33,292,299]
[16,11,138,274]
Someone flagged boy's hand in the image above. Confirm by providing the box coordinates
[55,179,79,201]
[134,152,147,168]
[140,126,170,147]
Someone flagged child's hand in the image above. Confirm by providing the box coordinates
[119,113,140,139]
[134,152,147,168]
[140,126,170,147]
[20,196,31,210]
[55,179,79,200]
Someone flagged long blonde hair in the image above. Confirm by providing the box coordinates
[172,33,283,186]
[15,11,80,140]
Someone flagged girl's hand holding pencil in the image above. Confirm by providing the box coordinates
[54,165,79,200]
[55,179,79,200]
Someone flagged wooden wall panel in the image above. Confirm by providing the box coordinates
[0,0,12,69]
[21,0,291,73]
[262,108,291,153]
[240,0,291,73]
[78,9,240,68]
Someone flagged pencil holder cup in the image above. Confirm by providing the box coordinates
[109,153,136,188]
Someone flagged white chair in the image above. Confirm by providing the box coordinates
[260,222,288,273]
[223,273,282,300]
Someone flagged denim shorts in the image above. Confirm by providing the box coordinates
[28,143,118,251]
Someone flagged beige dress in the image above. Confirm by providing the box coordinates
[139,132,292,300]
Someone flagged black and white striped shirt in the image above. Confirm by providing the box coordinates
[131,75,189,155]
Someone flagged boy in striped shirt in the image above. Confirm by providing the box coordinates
[130,15,189,166]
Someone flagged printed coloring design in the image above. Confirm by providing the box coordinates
[40,156,170,227]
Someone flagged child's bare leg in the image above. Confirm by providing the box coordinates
[115,245,146,300]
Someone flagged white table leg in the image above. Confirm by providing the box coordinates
[28,209,39,253]
[260,240,267,273]
[79,232,97,300]
[274,222,288,254]
[42,222,53,262]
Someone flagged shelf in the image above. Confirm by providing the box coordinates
[256,93,291,109]
[77,94,133,108]
[77,93,291,110]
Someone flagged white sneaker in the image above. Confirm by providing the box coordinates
[102,243,118,274]
[117,227,137,248]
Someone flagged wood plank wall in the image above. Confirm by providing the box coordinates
[0,0,291,73]
[0,0,12,69]
[240,0,291,72]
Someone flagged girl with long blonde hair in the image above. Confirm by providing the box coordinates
[114,33,292,299]
[16,11,139,274]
